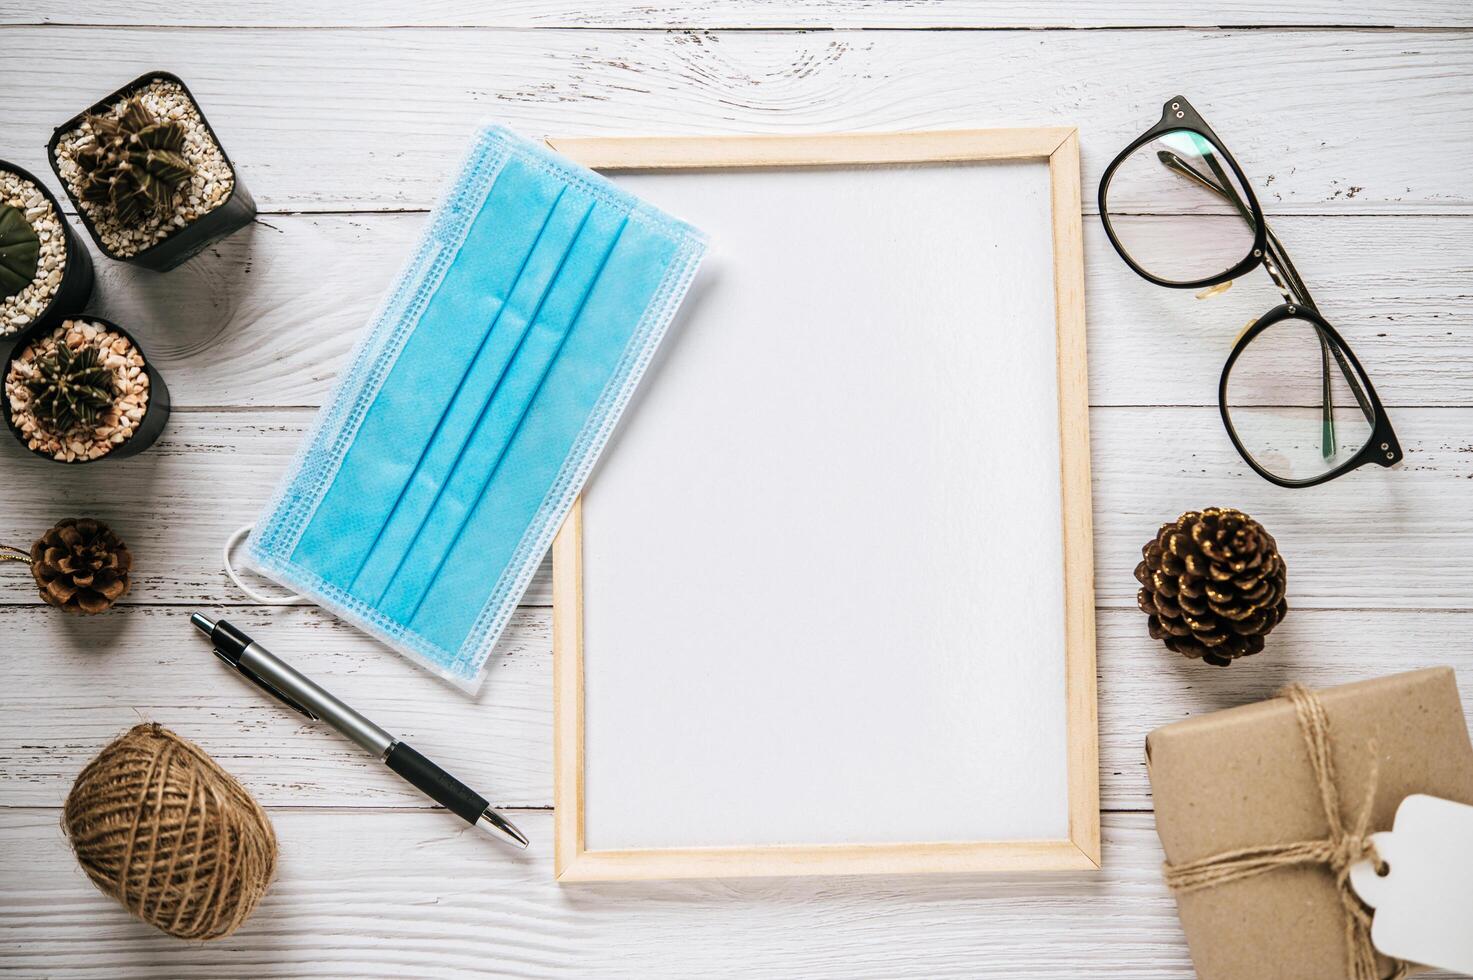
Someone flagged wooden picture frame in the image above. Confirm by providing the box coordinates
[550,128,1097,881]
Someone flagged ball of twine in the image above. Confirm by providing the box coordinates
[62,723,277,940]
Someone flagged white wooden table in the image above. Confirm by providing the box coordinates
[3,3,1471,976]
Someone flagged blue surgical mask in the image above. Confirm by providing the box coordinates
[244,125,706,688]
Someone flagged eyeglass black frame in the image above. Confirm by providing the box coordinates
[1097,95,1403,488]
[1221,305,1402,487]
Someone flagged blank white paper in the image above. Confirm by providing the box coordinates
[581,160,1070,850]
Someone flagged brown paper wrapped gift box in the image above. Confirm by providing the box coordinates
[1146,667,1473,980]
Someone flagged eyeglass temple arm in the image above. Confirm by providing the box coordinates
[1156,150,1376,446]
[1157,150,1314,306]
[1262,225,1375,428]
[1258,230,1378,444]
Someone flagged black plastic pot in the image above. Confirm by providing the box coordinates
[46,71,255,273]
[3,316,171,464]
[0,160,95,352]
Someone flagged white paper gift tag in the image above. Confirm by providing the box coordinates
[1348,794,1473,974]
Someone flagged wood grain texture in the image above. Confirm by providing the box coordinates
[0,808,1461,979]
[1049,129,1102,868]
[48,213,1473,409]
[561,839,1100,882]
[0,605,554,810]
[552,501,583,878]
[550,126,1075,168]
[2,29,1471,214]
[4,407,1470,610]
[0,809,1188,979]
[3,10,1471,976]
[3,604,1471,812]
[12,0,1473,28]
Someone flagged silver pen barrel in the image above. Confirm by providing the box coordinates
[239,642,395,757]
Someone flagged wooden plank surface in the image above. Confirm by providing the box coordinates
[43,213,1473,409]
[0,809,1459,979]
[4,407,1470,610]
[3,604,1471,812]
[1,29,1471,214]
[13,1,1473,29]
[0,810,1192,979]
[2,9,1471,978]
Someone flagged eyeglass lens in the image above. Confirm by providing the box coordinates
[1223,317,1376,482]
[1103,129,1258,285]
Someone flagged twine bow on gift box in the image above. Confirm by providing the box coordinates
[1162,685,1407,980]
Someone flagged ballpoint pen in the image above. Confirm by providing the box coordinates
[190,613,529,849]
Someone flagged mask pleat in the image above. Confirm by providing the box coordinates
[409,218,683,657]
[375,202,633,623]
[289,156,563,588]
[250,125,707,686]
[345,186,598,603]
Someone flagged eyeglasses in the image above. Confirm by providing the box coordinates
[1098,95,1402,488]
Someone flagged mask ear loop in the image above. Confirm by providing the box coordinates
[224,524,310,605]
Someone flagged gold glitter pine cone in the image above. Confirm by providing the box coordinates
[1135,508,1287,666]
[31,517,132,614]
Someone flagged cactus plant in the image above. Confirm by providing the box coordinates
[23,340,117,434]
[72,97,194,226]
[0,203,40,300]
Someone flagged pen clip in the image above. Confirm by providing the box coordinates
[212,648,320,721]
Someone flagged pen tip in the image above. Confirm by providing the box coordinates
[190,613,216,637]
[477,808,531,849]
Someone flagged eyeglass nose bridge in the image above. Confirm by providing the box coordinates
[1259,251,1298,306]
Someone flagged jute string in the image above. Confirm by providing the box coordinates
[62,723,277,941]
[1162,685,1405,980]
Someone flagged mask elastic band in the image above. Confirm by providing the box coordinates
[224,524,309,605]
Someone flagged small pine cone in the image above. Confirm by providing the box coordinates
[1135,508,1287,666]
[30,518,132,615]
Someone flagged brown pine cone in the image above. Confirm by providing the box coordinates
[1135,508,1287,666]
[30,518,132,615]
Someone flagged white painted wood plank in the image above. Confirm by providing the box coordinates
[13,0,1472,28]
[0,11,1465,975]
[65,213,1473,409]
[3,604,1470,811]
[1,29,1469,214]
[0,408,552,607]
[3,408,1469,610]
[1086,409,1473,613]
[0,605,553,809]
[0,809,1183,979]
[0,808,1461,979]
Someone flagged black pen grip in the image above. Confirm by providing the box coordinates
[384,741,487,824]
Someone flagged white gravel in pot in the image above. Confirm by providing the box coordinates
[53,78,236,259]
[0,170,67,338]
[5,319,151,462]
